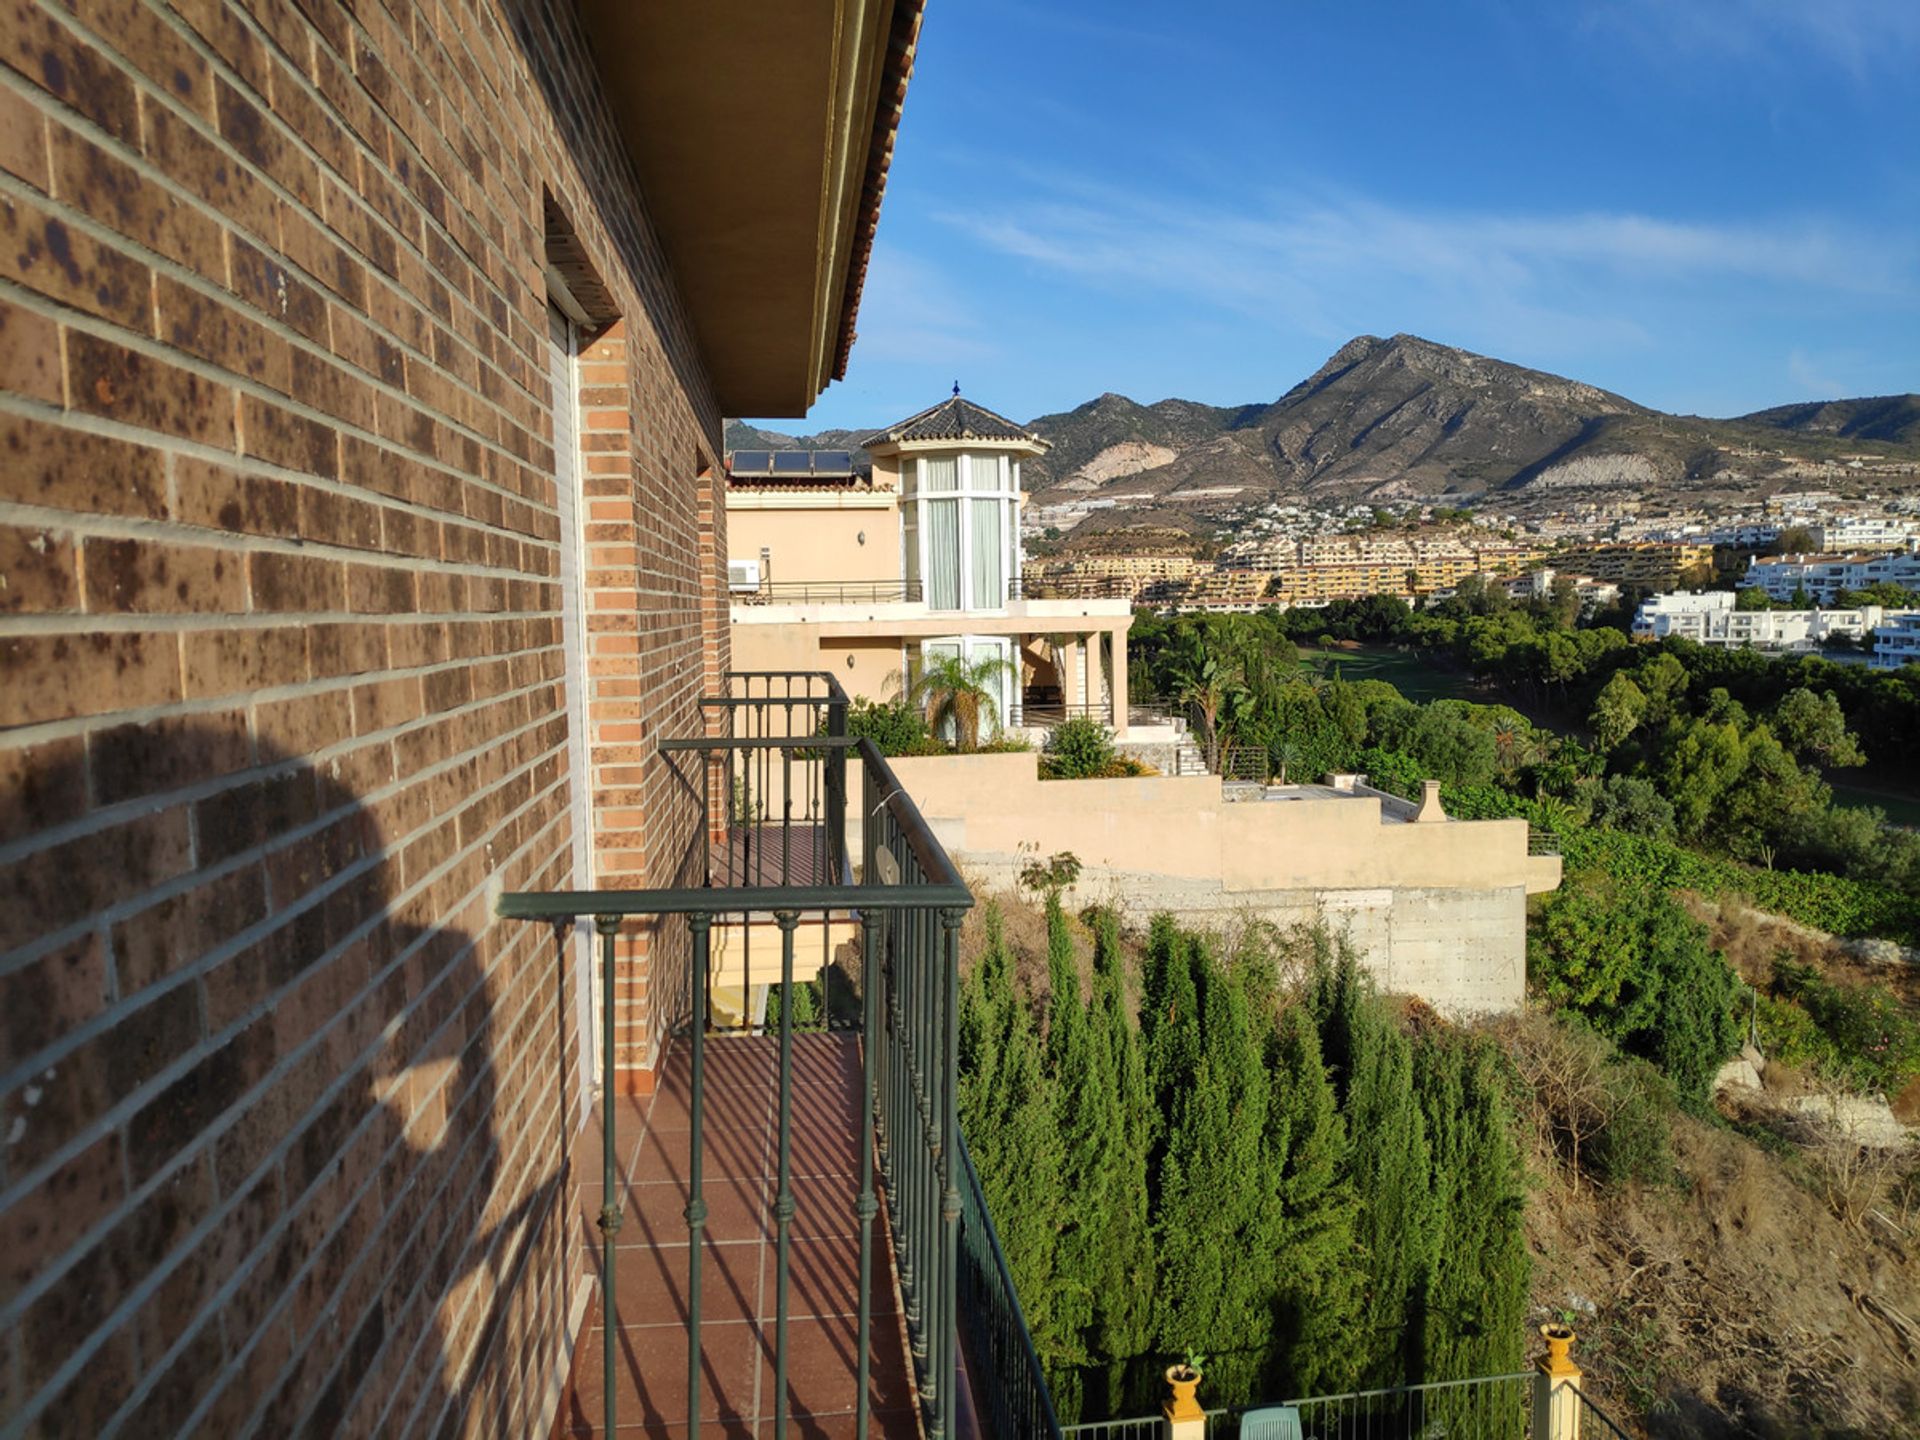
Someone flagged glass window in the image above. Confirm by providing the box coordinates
[967,453,1001,491]
[971,498,1004,607]
[926,499,961,610]
[921,455,958,492]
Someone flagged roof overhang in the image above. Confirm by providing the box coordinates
[575,1,923,417]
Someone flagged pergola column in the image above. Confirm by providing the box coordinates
[1109,626,1129,738]
[1081,631,1097,711]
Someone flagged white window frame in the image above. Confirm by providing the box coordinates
[908,449,1023,614]
[547,305,597,1118]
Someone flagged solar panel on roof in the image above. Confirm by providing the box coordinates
[729,450,772,474]
[771,451,812,473]
[816,451,853,472]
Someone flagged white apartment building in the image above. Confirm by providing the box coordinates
[1873,614,1920,671]
[1632,591,1920,652]
[1741,551,1920,603]
[1812,517,1915,551]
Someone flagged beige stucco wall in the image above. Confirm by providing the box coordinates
[882,752,1561,1013]
[729,623,905,704]
[727,494,903,584]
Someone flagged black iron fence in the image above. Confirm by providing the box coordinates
[498,671,1020,1439]
[735,579,926,605]
[957,1127,1063,1439]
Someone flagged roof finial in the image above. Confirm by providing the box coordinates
[952,379,961,398]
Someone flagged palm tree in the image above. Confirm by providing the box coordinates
[1175,655,1244,771]
[1272,741,1304,786]
[910,651,1014,752]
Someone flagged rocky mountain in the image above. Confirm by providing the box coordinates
[727,335,1920,535]
[1739,395,1920,447]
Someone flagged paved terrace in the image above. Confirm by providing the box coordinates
[559,1033,922,1438]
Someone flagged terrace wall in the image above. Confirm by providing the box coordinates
[0,0,725,1433]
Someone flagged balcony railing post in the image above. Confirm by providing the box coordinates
[593,914,622,1438]
[935,905,964,1440]
[774,911,801,1436]
[857,908,881,1440]
[828,691,848,880]
[686,912,712,1438]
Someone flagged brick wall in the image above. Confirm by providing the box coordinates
[0,0,727,1434]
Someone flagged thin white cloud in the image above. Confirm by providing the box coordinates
[1574,0,1920,80]
[1787,350,1847,400]
[935,177,1915,367]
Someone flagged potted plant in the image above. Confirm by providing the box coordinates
[1164,1348,1205,1420]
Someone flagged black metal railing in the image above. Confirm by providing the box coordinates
[498,672,1054,1439]
[957,1127,1063,1439]
[1019,697,1179,730]
[735,579,926,605]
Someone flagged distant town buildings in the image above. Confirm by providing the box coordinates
[1874,614,1920,671]
[1632,591,1920,652]
[1556,541,1716,589]
[1740,551,1920,603]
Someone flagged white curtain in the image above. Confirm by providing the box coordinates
[921,455,958,492]
[971,498,1003,608]
[926,499,960,609]
[967,452,1000,491]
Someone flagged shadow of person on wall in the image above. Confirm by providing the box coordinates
[1,722,581,1436]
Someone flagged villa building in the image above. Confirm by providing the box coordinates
[725,396,1138,734]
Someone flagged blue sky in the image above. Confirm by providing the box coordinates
[772,0,1920,433]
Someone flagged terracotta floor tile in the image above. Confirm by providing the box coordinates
[566,1318,760,1428]
[602,1241,764,1330]
[566,1035,922,1437]
[754,1313,918,1421]
[760,1238,899,1322]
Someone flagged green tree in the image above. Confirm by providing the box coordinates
[1262,1003,1360,1399]
[1084,911,1156,1414]
[1588,671,1648,754]
[1308,951,1434,1391]
[1412,1034,1528,1422]
[1153,947,1281,1405]
[958,906,1069,1353]
[1773,687,1867,769]
[1530,871,1743,1105]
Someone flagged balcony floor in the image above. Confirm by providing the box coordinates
[560,1033,922,1438]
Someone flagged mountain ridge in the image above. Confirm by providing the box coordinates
[725,336,1920,528]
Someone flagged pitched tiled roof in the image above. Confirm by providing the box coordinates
[866,396,1041,446]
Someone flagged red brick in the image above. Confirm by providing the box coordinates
[0,1130,123,1311]
[238,393,338,477]
[0,190,150,329]
[65,328,236,448]
[48,127,226,276]
[0,1,140,144]
[154,273,293,392]
[181,624,310,698]
[0,930,107,1070]
[0,629,181,728]
[175,455,300,537]
[0,521,78,612]
[0,293,61,402]
[249,548,344,611]
[0,82,48,188]
[81,536,246,614]
[143,99,277,246]
[86,705,251,805]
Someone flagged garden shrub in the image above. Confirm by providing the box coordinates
[1041,716,1119,779]
[1586,1057,1677,1187]
[1769,958,1920,1095]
